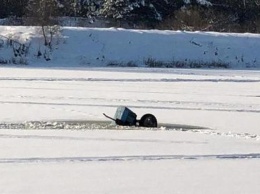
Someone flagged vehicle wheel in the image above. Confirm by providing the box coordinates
[139,114,157,128]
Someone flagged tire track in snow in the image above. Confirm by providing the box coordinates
[0,77,260,83]
[0,153,259,164]
[0,133,206,145]
[1,95,259,112]
[0,100,260,113]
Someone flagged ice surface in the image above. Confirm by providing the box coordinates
[0,67,259,193]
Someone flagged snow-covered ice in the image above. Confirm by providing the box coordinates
[0,66,259,194]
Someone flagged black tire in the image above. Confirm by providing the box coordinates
[139,114,157,128]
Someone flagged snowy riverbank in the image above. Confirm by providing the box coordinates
[1,26,260,68]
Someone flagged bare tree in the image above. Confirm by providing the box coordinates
[26,0,59,45]
[26,0,61,61]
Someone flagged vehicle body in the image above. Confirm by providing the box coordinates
[103,106,157,128]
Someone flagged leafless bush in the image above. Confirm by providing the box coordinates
[0,35,30,65]
[144,58,229,69]
[106,61,138,67]
[32,25,62,61]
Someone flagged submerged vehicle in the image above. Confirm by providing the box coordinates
[103,106,157,128]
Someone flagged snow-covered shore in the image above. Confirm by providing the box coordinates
[1,26,260,68]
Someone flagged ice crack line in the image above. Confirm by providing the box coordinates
[0,153,259,164]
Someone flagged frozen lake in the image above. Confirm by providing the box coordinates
[0,67,259,193]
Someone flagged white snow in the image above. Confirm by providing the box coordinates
[184,0,212,6]
[1,26,260,68]
[0,26,260,194]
